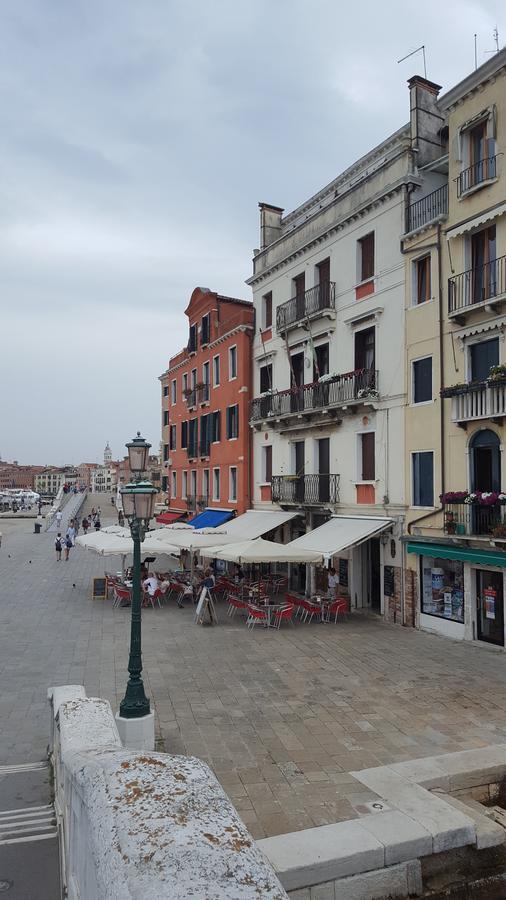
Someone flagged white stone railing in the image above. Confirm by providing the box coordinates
[451,381,506,423]
[48,686,287,900]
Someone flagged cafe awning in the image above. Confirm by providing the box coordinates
[155,510,186,525]
[219,509,298,541]
[187,508,234,529]
[201,537,324,565]
[288,515,393,562]
[406,541,506,568]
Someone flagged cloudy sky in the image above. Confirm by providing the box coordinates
[1,1,504,465]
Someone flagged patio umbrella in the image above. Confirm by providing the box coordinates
[199,537,324,565]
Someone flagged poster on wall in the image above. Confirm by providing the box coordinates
[338,559,348,587]
[443,592,453,618]
[484,588,496,620]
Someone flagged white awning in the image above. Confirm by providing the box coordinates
[288,515,393,562]
[446,202,506,240]
[221,509,299,541]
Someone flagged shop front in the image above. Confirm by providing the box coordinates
[407,541,506,648]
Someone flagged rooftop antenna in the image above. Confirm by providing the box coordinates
[484,26,500,55]
[474,34,478,70]
[397,45,427,79]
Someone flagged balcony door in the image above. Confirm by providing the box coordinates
[470,338,499,383]
[316,258,331,308]
[290,352,304,413]
[476,569,504,646]
[471,429,500,493]
[294,272,305,321]
[294,440,305,503]
[471,226,496,303]
[355,327,375,371]
[317,437,330,502]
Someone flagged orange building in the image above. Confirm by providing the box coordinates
[160,287,254,524]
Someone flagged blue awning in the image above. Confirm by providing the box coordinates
[187,509,234,529]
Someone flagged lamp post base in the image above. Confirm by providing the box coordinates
[115,710,155,751]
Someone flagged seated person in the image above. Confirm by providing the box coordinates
[199,567,216,593]
[234,564,245,584]
[142,573,160,597]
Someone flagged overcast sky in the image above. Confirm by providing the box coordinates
[1,1,504,465]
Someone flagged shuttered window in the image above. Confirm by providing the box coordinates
[226,405,239,439]
[181,421,188,449]
[412,452,434,507]
[359,233,375,281]
[361,432,375,481]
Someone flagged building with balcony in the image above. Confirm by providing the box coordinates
[159,287,254,523]
[246,76,448,614]
[404,49,506,650]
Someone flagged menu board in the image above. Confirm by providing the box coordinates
[338,558,348,587]
[383,566,395,597]
[92,577,107,601]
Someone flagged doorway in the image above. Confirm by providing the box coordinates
[476,569,504,646]
[362,539,381,612]
[317,437,330,502]
[294,440,305,503]
[290,352,304,413]
[470,429,501,492]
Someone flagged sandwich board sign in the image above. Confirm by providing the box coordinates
[194,588,218,625]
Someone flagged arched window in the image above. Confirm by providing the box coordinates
[470,429,501,492]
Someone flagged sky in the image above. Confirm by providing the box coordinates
[1,0,504,465]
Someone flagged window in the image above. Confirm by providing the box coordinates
[202,361,210,402]
[358,233,375,281]
[171,379,177,404]
[183,373,188,394]
[262,292,272,329]
[359,432,375,481]
[213,355,220,387]
[229,345,237,379]
[203,469,210,501]
[412,357,432,404]
[210,410,221,442]
[190,470,197,498]
[354,327,375,371]
[181,421,188,449]
[201,313,210,345]
[188,324,197,353]
[414,255,431,304]
[263,445,272,483]
[163,444,169,463]
[200,414,210,456]
[412,451,434,507]
[459,119,496,194]
[182,471,188,498]
[163,410,169,427]
[171,471,177,498]
[313,343,329,380]
[191,368,197,389]
[259,364,272,394]
[169,425,177,451]
[470,338,499,382]
[188,419,198,458]
[420,557,464,622]
[226,404,239,439]
[229,466,237,502]
[163,385,169,397]
[470,226,497,303]
[213,468,220,500]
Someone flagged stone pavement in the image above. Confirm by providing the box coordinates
[1,511,506,841]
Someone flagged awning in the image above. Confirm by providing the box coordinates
[220,509,298,541]
[288,515,393,562]
[155,510,185,525]
[187,508,234,529]
[407,541,506,568]
[446,202,506,239]
[201,537,323,565]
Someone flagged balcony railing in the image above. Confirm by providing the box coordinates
[271,473,340,506]
[444,501,506,537]
[457,155,498,197]
[407,184,448,232]
[186,494,197,511]
[276,282,336,332]
[448,255,506,315]
[250,369,378,423]
[197,495,209,510]
[443,380,506,423]
[184,383,210,407]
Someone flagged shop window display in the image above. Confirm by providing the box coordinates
[421,557,464,623]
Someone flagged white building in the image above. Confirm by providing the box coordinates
[90,443,117,494]
[247,79,443,615]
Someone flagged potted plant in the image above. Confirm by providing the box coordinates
[487,364,506,384]
[444,511,457,534]
[441,491,469,504]
[491,523,506,538]
[440,383,468,398]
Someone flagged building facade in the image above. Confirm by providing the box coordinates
[405,49,506,649]
[160,287,254,519]
[247,80,446,618]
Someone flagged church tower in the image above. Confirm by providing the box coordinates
[104,441,112,466]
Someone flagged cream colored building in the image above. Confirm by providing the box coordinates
[405,49,506,649]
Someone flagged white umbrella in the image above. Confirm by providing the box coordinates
[199,537,324,564]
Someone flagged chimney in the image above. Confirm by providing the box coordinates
[259,202,284,250]
[408,75,444,167]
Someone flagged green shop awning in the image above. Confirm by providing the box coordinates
[407,541,506,568]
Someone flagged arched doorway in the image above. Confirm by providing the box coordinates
[470,429,501,493]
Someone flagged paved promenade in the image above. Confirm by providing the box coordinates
[1,509,506,840]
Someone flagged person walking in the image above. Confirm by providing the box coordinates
[327,566,339,600]
[82,517,89,534]
[55,533,63,561]
[56,510,63,530]
[66,522,76,547]
[64,533,72,561]
[94,516,101,531]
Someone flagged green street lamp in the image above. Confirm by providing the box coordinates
[119,432,157,720]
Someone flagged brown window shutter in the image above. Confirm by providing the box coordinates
[360,233,375,281]
[362,432,375,480]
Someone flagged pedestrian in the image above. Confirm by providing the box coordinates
[74,517,80,535]
[94,516,101,531]
[111,496,115,506]
[64,533,72,561]
[118,509,124,527]
[56,510,63,529]
[55,533,63,561]
[82,517,89,534]
[327,566,339,600]
[91,507,96,519]
[66,522,76,546]
[97,506,101,518]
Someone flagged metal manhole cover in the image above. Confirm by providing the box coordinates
[0,881,13,893]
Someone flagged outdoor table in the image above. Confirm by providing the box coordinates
[257,598,284,628]
[311,595,331,623]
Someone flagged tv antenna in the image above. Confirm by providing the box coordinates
[397,45,427,79]
[484,26,500,55]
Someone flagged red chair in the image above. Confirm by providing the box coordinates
[326,599,348,623]
[273,605,294,629]
[227,594,248,617]
[246,605,268,629]
[299,598,321,624]
[113,585,131,608]
[285,592,305,618]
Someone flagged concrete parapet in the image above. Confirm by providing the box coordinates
[49,686,287,900]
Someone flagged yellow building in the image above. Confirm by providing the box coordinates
[405,49,506,649]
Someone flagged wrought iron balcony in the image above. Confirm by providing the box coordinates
[276,282,336,333]
[250,369,378,425]
[448,255,506,316]
[457,155,498,197]
[196,495,209,510]
[407,184,448,232]
[271,473,340,506]
[444,501,506,537]
[186,494,197,511]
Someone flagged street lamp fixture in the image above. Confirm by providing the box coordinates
[119,432,157,723]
